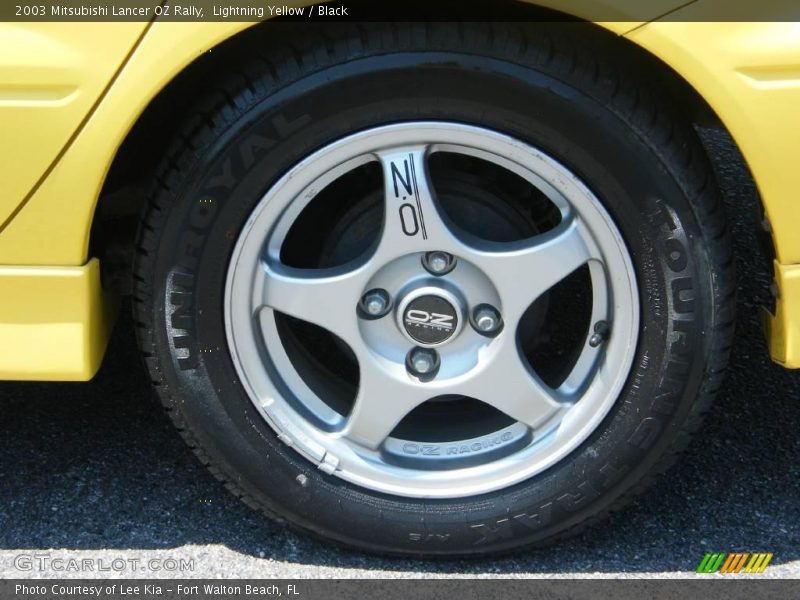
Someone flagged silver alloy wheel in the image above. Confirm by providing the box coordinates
[224,122,639,498]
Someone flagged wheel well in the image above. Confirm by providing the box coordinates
[90,7,759,294]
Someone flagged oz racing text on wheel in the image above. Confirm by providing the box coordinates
[134,23,734,556]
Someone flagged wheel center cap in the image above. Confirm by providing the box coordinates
[397,287,462,346]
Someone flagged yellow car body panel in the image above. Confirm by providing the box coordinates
[0,23,149,230]
[765,262,800,368]
[0,21,254,266]
[1,1,800,379]
[628,18,800,265]
[0,2,670,267]
[0,259,114,380]
[628,16,800,367]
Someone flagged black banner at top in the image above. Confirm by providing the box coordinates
[2,0,800,22]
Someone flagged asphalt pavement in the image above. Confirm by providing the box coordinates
[1,130,798,579]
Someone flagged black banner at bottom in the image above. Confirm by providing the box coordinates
[0,579,798,600]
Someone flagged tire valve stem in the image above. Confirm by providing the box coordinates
[589,321,611,348]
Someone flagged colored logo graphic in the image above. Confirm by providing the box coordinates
[696,552,773,574]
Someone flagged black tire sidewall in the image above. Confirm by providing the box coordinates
[146,53,712,554]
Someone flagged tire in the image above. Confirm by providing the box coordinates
[133,22,734,556]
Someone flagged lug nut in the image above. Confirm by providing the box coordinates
[406,347,440,380]
[428,253,450,273]
[589,320,610,348]
[359,289,391,319]
[471,304,503,337]
[412,353,435,374]
[365,295,386,315]
[423,251,455,276]
[476,310,498,332]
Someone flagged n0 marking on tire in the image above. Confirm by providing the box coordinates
[390,154,428,239]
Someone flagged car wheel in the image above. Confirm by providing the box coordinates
[134,23,734,555]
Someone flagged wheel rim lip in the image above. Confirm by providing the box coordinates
[224,122,640,498]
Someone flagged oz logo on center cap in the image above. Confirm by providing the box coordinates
[402,294,459,345]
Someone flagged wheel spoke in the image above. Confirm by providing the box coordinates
[460,337,562,430]
[261,261,367,344]
[374,146,459,260]
[341,356,428,449]
[467,218,599,320]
